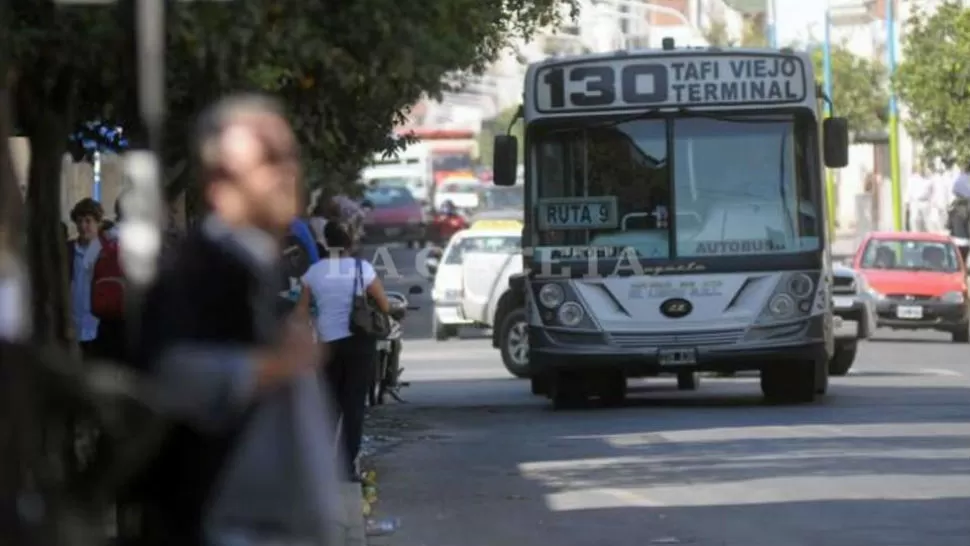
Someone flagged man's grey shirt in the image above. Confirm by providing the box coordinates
[150,215,343,544]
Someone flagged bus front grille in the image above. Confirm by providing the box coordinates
[609,328,744,348]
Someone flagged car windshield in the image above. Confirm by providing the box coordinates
[482,186,524,209]
[443,235,521,265]
[364,187,414,208]
[860,239,962,273]
[531,113,820,259]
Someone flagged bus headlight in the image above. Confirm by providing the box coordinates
[768,294,795,317]
[787,273,814,298]
[557,301,585,326]
[538,283,565,308]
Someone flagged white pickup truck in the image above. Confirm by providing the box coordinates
[460,249,528,377]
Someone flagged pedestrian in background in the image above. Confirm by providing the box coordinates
[947,164,970,264]
[134,93,341,546]
[67,197,104,358]
[906,164,935,232]
[297,221,390,482]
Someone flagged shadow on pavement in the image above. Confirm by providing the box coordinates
[371,382,970,545]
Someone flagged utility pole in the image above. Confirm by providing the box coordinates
[823,5,836,240]
[886,0,902,231]
[766,0,777,47]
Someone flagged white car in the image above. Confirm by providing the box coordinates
[426,227,521,340]
[433,179,481,211]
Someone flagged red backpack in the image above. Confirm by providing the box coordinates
[91,235,126,320]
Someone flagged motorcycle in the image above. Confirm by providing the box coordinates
[370,287,422,406]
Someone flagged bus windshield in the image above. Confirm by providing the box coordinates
[532,113,820,259]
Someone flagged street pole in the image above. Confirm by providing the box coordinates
[886,0,903,231]
[823,7,836,241]
[766,0,777,47]
[93,150,102,201]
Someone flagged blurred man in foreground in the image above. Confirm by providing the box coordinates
[134,94,341,546]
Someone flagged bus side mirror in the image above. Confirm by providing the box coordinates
[823,117,849,169]
[492,135,518,187]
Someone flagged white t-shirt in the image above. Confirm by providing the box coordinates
[302,257,377,342]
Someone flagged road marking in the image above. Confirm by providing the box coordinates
[919,367,964,377]
[600,487,662,507]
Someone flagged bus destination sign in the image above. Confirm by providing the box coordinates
[537,197,619,231]
[534,54,808,113]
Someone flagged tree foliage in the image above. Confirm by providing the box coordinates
[477,106,524,167]
[811,45,888,135]
[702,14,888,135]
[702,15,768,48]
[894,0,970,166]
[4,0,576,345]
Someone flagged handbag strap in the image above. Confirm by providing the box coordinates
[348,258,362,323]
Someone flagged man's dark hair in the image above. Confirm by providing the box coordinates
[70,198,104,223]
[193,93,287,183]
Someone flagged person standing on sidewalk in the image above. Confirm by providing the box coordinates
[297,221,390,482]
[134,93,342,546]
[67,197,104,358]
[906,165,935,232]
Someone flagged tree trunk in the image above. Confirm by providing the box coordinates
[24,120,73,349]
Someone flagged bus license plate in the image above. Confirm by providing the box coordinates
[658,348,697,366]
[896,305,923,319]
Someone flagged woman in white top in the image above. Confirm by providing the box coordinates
[297,221,390,481]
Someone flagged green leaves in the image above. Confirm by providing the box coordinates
[895,0,970,166]
[811,46,888,135]
[8,0,575,196]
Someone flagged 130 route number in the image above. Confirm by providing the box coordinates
[540,64,669,110]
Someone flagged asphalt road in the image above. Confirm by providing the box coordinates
[363,246,970,546]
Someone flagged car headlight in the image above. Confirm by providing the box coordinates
[768,293,795,317]
[940,291,965,303]
[787,273,814,298]
[538,283,565,308]
[557,301,585,326]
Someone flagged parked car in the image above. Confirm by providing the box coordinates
[853,231,970,342]
[433,179,481,212]
[829,263,876,375]
[426,227,521,342]
[360,186,426,248]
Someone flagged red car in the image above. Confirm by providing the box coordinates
[360,187,427,248]
[853,231,970,342]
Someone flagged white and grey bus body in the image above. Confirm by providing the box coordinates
[502,44,850,406]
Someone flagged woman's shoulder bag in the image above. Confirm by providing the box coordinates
[349,258,390,338]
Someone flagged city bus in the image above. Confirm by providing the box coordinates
[488,40,850,408]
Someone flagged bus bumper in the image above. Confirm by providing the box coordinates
[528,319,829,377]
